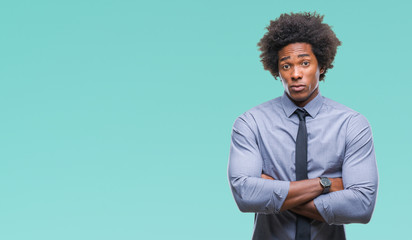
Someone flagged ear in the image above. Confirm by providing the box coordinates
[320,68,325,74]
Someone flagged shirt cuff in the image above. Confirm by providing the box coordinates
[313,194,334,224]
[273,180,290,213]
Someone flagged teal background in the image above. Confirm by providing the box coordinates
[0,0,410,239]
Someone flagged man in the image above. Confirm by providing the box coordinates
[228,12,378,240]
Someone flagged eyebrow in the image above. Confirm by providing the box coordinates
[280,56,290,62]
[279,54,311,62]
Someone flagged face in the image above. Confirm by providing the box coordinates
[278,42,324,107]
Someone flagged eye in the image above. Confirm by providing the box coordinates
[282,64,290,70]
[302,61,310,66]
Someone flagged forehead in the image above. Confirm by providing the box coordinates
[278,42,315,60]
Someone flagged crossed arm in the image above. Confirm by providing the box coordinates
[261,174,343,222]
[229,113,378,224]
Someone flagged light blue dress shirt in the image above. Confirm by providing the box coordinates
[228,92,378,240]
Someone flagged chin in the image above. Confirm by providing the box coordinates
[289,93,309,102]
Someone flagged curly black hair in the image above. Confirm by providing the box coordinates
[257,12,341,80]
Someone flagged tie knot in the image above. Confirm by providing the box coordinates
[295,109,309,121]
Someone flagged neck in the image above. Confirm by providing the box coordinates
[288,88,319,107]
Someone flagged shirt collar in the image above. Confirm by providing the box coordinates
[281,91,324,119]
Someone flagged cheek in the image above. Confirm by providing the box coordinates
[308,68,320,89]
[279,74,291,93]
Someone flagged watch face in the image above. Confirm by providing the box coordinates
[321,177,331,187]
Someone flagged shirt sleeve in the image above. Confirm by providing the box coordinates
[228,113,290,214]
[314,113,379,224]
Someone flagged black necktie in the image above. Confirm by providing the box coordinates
[295,109,311,240]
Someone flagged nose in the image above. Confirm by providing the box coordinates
[291,67,303,80]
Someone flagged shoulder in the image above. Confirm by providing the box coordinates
[232,97,282,131]
[321,97,368,121]
[322,97,356,114]
[236,97,281,122]
[321,96,372,138]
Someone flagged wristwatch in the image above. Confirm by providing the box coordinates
[319,177,331,194]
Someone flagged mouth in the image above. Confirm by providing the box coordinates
[290,85,305,92]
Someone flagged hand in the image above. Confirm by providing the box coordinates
[261,173,275,180]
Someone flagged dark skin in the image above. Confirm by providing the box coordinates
[262,42,345,221]
[261,174,343,221]
[278,42,323,107]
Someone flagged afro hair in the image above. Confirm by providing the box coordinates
[257,12,341,80]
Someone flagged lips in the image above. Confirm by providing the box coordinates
[290,85,305,92]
